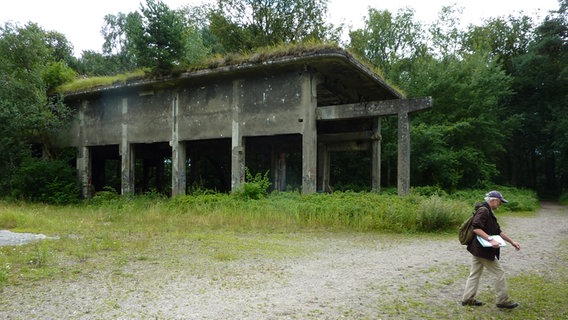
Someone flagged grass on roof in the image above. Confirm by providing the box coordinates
[56,42,398,95]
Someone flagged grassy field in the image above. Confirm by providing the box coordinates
[2,188,565,319]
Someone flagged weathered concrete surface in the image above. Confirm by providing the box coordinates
[61,49,431,197]
[0,230,55,247]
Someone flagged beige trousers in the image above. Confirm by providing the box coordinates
[462,255,510,304]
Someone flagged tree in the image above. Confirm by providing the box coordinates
[101,12,139,73]
[463,15,535,72]
[348,7,426,79]
[427,5,466,58]
[506,4,568,196]
[179,3,225,54]
[0,22,76,199]
[209,0,339,53]
[406,52,514,190]
[348,5,518,190]
[101,0,208,75]
[133,0,190,74]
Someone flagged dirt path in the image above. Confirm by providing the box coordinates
[1,203,566,319]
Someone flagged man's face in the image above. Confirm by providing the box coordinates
[490,198,502,209]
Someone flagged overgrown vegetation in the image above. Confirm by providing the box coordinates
[0,188,538,287]
[9,158,80,205]
[55,69,146,93]
[232,168,272,200]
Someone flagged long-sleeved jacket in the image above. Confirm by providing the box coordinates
[467,201,503,260]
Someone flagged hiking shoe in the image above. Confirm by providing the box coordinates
[496,301,519,309]
[461,299,483,306]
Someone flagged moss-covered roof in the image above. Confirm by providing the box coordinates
[60,43,404,105]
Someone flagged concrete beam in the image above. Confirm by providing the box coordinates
[316,97,432,120]
[318,131,373,143]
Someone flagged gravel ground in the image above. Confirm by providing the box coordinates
[0,202,566,319]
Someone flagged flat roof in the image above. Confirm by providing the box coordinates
[64,47,403,106]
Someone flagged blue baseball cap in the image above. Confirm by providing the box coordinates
[486,190,508,203]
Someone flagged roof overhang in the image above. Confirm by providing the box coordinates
[63,48,403,105]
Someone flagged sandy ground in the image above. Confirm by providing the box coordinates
[0,202,566,319]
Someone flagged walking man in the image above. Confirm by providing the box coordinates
[461,190,521,309]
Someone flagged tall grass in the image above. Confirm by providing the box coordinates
[1,188,539,236]
[0,188,540,288]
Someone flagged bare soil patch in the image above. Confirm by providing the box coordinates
[1,202,566,319]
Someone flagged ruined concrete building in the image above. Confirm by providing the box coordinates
[62,47,431,197]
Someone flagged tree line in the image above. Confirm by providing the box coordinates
[0,0,566,203]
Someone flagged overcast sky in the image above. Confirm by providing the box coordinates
[0,0,559,57]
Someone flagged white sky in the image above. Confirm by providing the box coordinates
[0,0,559,57]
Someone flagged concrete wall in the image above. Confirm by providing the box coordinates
[63,60,426,197]
[66,67,317,196]
[69,70,305,147]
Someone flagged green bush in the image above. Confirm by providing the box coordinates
[0,264,8,287]
[10,158,80,205]
[559,192,568,205]
[233,168,271,200]
[450,187,539,212]
[41,61,76,90]
[411,185,448,197]
[86,186,120,206]
[416,195,467,232]
[0,211,19,229]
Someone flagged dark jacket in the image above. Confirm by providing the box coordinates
[467,202,502,260]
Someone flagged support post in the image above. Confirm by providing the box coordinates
[77,101,92,198]
[120,97,135,195]
[272,150,287,191]
[317,142,330,192]
[301,71,318,194]
[397,109,410,196]
[231,80,245,192]
[371,117,382,192]
[171,93,186,196]
[78,146,91,198]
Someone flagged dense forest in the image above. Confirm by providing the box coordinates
[0,0,566,203]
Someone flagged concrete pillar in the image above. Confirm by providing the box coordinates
[120,97,135,195]
[272,150,287,191]
[77,146,91,198]
[317,142,330,192]
[371,117,382,192]
[171,93,186,196]
[77,101,92,198]
[397,109,410,195]
[231,80,245,191]
[301,72,318,194]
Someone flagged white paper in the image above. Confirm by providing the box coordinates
[477,235,507,247]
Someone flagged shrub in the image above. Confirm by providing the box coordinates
[450,187,539,212]
[411,186,448,197]
[558,192,568,205]
[0,211,19,229]
[87,186,120,205]
[41,61,76,90]
[416,195,467,232]
[10,158,80,204]
[233,168,271,200]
